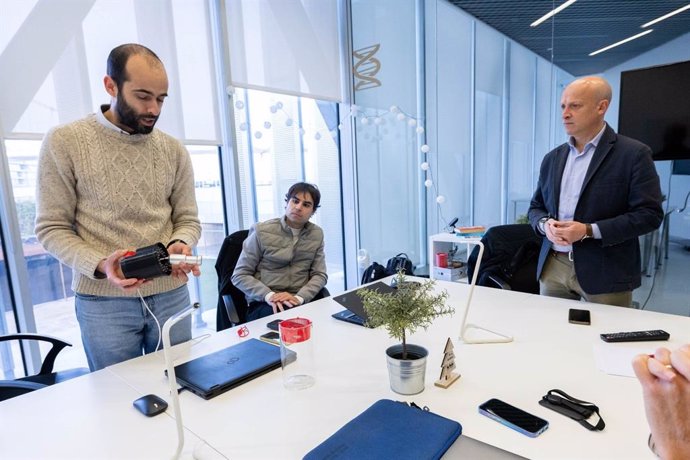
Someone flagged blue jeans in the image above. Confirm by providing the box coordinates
[246,301,277,322]
[75,285,192,371]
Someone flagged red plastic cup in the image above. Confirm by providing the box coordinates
[279,318,312,344]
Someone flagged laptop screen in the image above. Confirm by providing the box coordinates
[332,281,395,322]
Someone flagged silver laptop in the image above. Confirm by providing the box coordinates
[445,435,529,459]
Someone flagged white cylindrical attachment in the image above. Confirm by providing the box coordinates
[168,254,203,265]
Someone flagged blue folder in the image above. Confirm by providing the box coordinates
[303,399,462,460]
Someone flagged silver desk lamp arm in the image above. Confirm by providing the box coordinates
[162,302,200,459]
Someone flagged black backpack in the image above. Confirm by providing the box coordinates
[361,262,387,284]
[385,253,414,276]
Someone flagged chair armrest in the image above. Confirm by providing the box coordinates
[222,295,241,325]
[0,380,47,402]
[0,333,72,375]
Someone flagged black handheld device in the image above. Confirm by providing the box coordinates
[120,243,202,280]
[568,308,591,325]
[478,398,549,438]
[600,330,670,342]
[133,394,168,417]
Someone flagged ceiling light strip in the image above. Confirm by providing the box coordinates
[589,29,654,56]
[641,3,690,28]
[530,0,577,27]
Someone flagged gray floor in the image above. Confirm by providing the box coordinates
[634,239,690,316]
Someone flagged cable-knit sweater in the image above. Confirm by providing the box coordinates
[35,114,201,297]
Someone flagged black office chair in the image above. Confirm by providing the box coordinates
[215,229,250,331]
[467,224,541,294]
[0,333,90,401]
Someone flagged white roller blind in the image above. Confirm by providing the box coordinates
[227,0,342,102]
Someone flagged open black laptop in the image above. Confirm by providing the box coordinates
[332,281,396,327]
[173,338,282,400]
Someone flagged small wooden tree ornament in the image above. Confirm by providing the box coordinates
[434,337,461,388]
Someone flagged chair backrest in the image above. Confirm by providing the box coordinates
[0,333,89,401]
[215,230,250,331]
[467,224,541,294]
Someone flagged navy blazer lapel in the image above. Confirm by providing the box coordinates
[553,144,569,211]
[581,124,616,193]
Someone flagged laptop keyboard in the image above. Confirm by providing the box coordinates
[333,310,365,325]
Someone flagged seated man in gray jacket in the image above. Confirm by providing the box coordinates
[232,182,328,321]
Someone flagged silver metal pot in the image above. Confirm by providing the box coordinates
[385,344,428,395]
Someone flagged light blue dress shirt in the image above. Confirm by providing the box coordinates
[553,123,606,252]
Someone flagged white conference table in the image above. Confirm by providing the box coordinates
[2,279,688,459]
[0,366,215,460]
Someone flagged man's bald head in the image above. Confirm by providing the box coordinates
[107,43,164,90]
[566,76,612,104]
[561,76,612,148]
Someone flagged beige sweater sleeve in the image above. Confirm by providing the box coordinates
[168,140,202,248]
[35,126,106,279]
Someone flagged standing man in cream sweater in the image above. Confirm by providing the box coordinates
[35,44,201,371]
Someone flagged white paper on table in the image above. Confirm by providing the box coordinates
[593,342,658,377]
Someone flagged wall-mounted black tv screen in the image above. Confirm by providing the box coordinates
[619,60,690,162]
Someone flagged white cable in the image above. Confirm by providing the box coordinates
[138,288,163,353]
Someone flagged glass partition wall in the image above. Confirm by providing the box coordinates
[424,0,573,242]
[350,0,426,271]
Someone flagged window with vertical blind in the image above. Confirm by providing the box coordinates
[231,87,345,293]
[226,0,343,102]
[225,1,346,292]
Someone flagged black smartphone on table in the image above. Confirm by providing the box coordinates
[266,319,282,331]
[478,398,549,438]
[568,308,591,325]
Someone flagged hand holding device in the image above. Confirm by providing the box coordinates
[478,398,549,437]
[568,308,591,325]
[119,242,202,280]
[99,249,149,292]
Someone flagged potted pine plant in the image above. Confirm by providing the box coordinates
[358,271,454,395]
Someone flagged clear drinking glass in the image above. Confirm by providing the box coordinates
[279,317,315,390]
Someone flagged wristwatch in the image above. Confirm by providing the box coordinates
[580,224,593,241]
[538,217,550,235]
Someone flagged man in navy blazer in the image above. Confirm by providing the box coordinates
[528,76,663,307]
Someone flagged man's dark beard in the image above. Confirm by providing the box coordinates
[115,91,158,134]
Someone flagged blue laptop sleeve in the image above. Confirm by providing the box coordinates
[303,399,462,460]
